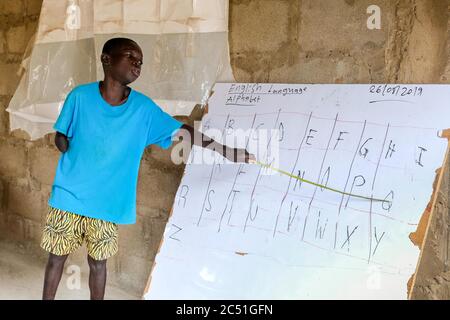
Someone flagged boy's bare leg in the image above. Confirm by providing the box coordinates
[87,255,107,300]
[42,253,69,300]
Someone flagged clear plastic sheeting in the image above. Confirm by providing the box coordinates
[7,0,233,140]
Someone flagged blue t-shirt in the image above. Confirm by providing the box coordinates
[48,81,183,224]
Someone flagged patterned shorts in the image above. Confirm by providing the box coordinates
[40,205,118,261]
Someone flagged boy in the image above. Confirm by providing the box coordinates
[41,37,254,300]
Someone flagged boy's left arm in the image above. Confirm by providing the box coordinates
[177,124,256,163]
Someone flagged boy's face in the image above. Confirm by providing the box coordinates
[102,43,143,85]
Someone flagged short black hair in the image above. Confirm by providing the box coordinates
[102,37,140,55]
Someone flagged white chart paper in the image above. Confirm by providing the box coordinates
[145,83,450,299]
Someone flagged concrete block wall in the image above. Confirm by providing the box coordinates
[229,0,390,83]
[0,0,449,298]
[0,1,46,248]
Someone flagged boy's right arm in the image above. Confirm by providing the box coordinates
[53,88,77,153]
[55,131,69,153]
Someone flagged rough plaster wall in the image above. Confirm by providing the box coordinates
[0,0,449,298]
[386,0,448,83]
[390,0,450,299]
[409,155,450,299]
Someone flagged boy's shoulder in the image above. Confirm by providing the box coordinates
[132,89,160,111]
[132,88,152,102]
[70,81,97,95]
[63,82,97,102]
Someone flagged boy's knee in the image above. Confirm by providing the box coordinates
[47,253,68,268]
[87,255,107,271]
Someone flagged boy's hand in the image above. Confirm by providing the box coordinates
[224,146,256,163]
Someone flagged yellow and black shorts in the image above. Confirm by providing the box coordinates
[40,205,118,261]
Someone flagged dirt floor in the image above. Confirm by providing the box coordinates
[0,240,138,300]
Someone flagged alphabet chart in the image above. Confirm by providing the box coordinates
[144,83,450,299]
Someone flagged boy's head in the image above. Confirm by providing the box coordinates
[101,37,143,85]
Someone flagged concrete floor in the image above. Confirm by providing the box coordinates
[0,240,139,300]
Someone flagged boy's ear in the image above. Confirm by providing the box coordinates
[101,53,111,66]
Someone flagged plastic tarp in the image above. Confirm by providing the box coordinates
[6,0,234,140]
